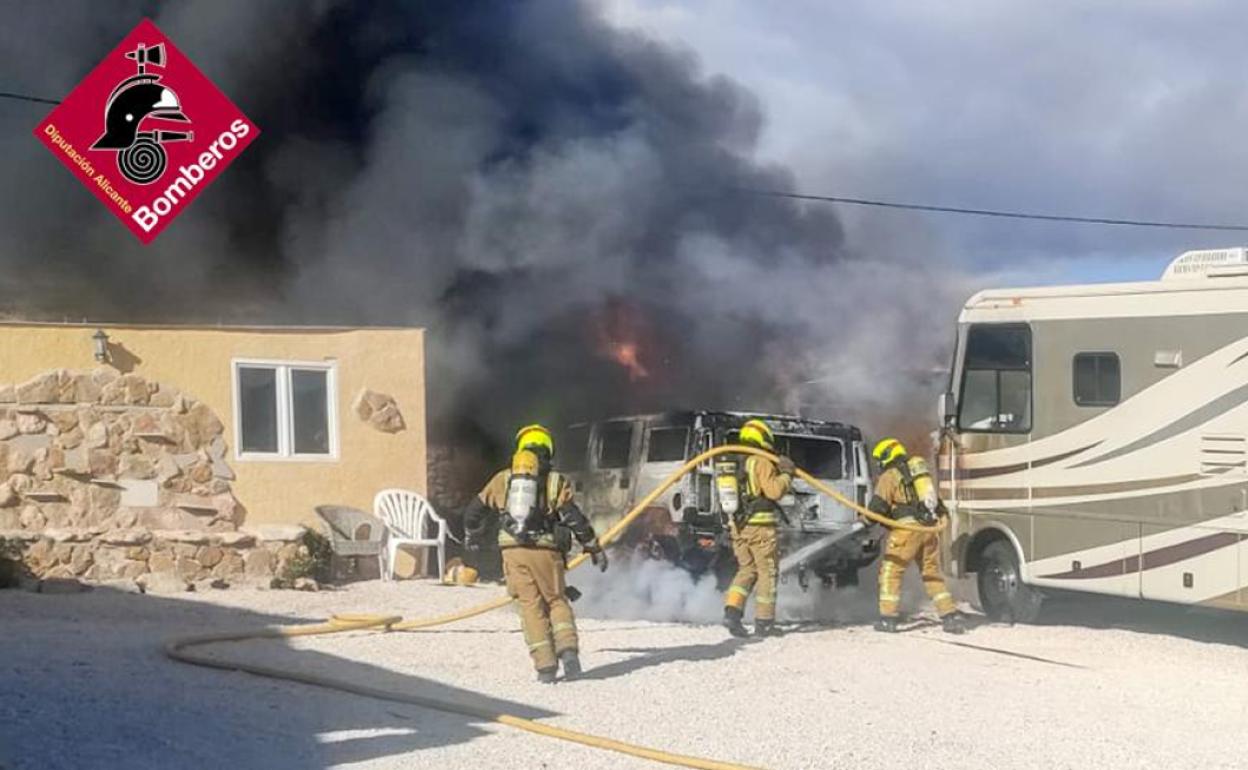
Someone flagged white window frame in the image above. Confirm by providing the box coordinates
[231,358,339,462]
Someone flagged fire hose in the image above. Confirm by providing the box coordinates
[165,445,944,770]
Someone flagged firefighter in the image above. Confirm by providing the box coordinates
[868,438,966,634]
[463,424,609,683]
[722,418,795,638]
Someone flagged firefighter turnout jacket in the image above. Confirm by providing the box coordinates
[741,455,792,526]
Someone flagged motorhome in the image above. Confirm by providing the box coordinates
[939,248,1248,621]
[559,411,878,588]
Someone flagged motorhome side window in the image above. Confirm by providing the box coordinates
[1073,352,1120,407]
[958,324,1032,432]
[598,424,633,468]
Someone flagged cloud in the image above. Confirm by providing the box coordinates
[595,0,1248,278]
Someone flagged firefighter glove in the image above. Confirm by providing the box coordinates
[776,455,797,475]
[588,546,609,572]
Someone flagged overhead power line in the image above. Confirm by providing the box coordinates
[0,90,61,106]
[746,189,1248,232]
[5,84,1247,233]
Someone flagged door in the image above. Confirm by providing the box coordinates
[636,422,690,520]
[585,420,638,533]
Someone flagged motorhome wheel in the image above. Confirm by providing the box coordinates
[977,540,1043,624]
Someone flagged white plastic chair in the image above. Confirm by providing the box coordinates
[374,489,447,581]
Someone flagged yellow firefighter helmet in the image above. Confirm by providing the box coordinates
[515,424,554,456]
[443,561,479,586]
[872,438,907,467]
[739,419,776,450]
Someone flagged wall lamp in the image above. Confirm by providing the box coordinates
[92,329,110,363]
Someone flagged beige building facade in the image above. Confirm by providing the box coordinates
[0,321,427,527]
[0,321,426,587]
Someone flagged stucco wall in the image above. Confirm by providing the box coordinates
[0,323,426,527]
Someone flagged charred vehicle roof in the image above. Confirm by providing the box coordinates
[568,410,862,440]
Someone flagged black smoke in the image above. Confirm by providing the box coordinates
[1,0,958,448]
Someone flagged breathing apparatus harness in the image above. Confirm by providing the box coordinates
[885,456,944,526]
[716,443,791,530]
[502,447,560,546]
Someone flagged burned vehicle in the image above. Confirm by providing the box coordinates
[558,411,880,589]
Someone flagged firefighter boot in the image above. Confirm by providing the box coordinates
[559,649,583,680]
[874,616,899,633]
[723,606,749,638]
[537,667,558,684]
[942,612,968,635]
[754,619,780,638]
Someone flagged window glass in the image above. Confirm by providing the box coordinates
[958,324,1033,432]
[238,366,278,453]
[559,426,589,471]
[646,427,688,462]
[1074,353,1121,406]
[783,437,844,479]
[291,369,330,454]
[598,423,633,469]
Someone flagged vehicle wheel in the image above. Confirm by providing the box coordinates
[977,540,1043,623]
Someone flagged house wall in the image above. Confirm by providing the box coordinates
[0,323,426,528]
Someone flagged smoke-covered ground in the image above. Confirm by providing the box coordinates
[571,554,932,625]
[0,0,982,445]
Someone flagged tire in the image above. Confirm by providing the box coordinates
[976,540,1043,623]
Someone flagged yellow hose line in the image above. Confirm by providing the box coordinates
[163,444,940,769]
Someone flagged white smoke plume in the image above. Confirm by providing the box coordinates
[571,554,935,625]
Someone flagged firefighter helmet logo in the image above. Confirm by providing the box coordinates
[34,19,258,243]
[90,42,193,185]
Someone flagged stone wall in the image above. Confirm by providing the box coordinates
[0,368,305,590]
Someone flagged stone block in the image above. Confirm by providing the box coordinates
[99,528,153,546]
[86,421,108,449]
[15,412,47,435]
[197,545,224,568]
[136,571,190,594]
[88,449,118,478]
[118,454,156,480]
[16,371,62,404]
[244,548,273,577]
[147,550,175,574]
[218,532,256,548]
[246,524,306,543]
[19,505,46,531]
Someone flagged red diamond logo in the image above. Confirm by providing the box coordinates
[33,19,259,244]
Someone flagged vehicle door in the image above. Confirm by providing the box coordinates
[778,435,852,533]
[635,421,691,520]
[584,420,640,533]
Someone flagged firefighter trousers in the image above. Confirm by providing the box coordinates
[878,527,956,618]
[725,524,778,621]
[502,546,578,672]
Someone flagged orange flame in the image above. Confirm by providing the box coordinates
[595,300,653,381]
[608,340,649,381]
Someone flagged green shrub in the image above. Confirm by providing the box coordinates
[279,528,333,583]
[0,537,28,589]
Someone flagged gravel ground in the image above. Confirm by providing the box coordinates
[3,576,1248,770]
